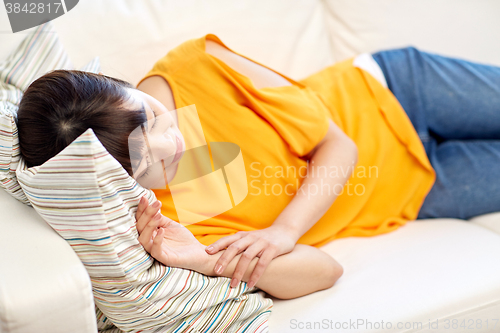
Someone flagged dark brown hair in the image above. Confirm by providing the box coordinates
[17,70,147,175]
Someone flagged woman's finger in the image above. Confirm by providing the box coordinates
[135,195,148,221]
[151,228,166,264]
[213,237,253,275]
[138,212,162,252]
[206,232,245,254]
[136,200,162,234]
[247,246,277,289]
[229,241,265,288]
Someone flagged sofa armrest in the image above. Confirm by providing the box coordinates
[0,189,97,333]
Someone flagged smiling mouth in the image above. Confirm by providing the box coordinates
[172,134,183,164]
[159,135,183,186]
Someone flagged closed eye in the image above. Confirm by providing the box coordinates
[140,168,150,178]
[137,154,152,179]
[141,102,158,131]
[151,107,158,130]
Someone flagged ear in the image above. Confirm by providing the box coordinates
[98,71,103,75]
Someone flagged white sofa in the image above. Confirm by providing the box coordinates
[1,1,500,332]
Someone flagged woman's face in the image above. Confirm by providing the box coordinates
[125,88,185,189]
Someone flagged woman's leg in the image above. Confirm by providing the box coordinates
[372,47,500,219]
[417,140,500,219]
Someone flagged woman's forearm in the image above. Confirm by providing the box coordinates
[199,244,343,299]
[273,119,359,242]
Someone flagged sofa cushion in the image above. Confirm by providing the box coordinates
[50,0,334,84]
[269,219,500,332]
[323,0,500,66]
[469,212,500,236]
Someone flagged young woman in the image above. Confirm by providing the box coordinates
[17,34,500,298]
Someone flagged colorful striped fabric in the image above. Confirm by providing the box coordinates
[16,129,273,333]
[0,22,73,91]
[0,82,28,204]
[80,55,102,74]
[0,21,100,205]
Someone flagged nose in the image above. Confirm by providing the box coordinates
[148,130,177,161]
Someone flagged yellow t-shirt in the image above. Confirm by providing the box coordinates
[136,34,436,248]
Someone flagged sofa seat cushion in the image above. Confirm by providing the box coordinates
[269,220,500,332]
[470,212,500,236]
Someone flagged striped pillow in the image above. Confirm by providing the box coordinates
[79,55,102,74]
[16,128,273,333]
[0,83,26,203]
[0,21,101,205]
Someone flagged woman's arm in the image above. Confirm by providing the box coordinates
[272,118,359,239]
[200,243,343,300]
[136,198,343,300]
[207,119,358,287]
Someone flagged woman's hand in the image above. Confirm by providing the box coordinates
[205,225,299,289]
[135,196,208,271]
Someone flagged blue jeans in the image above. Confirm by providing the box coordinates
[372,47,500,220]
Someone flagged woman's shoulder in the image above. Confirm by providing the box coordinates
[136,75,175,111]
[150,37,205,77]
